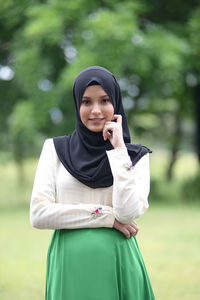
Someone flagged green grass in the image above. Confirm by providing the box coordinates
[0,208,51,299]
[137,204,200,300]
[0,205,200,300]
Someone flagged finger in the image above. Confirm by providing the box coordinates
[102,123,108,140]
[102,126,112,141]
[130,222,139,231]
[130,224,139,234]
[103,122,119,136]
[132,225,139,234]
[102,123,115,140]
[113,114,122,124]
[131,229,138,236]
[123,229,131,239]
[104,121,117,128]
[127,226,137,236]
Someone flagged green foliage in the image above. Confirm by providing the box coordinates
[0,0,200,175]
[14,46,43,93]
[188,8,200,72]
[9,101,36,140]
[188,9,200,55]
[23,4,65,45]
[7,100,41,163]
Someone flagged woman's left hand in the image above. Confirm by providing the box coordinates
[113,219,139,238]
[103,114,126,149]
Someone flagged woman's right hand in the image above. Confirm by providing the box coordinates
[113,219,139,238]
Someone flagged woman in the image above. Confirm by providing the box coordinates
[30,66,155,300]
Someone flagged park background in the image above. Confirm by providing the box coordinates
[0,0,200,299]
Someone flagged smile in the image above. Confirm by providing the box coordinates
[89,118,105,124]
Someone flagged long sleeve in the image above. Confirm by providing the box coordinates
[106,148,150,224]
[30,139,115,230]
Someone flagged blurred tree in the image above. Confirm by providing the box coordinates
[144,0,200,177]
[188,8,200,164]
[0,0,199,181]
[8,100,39,182]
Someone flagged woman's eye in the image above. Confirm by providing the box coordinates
[81,100,90,105]
[102,98,111,103]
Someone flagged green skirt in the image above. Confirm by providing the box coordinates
[45,228,155,300]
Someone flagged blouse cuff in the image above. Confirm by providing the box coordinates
[105,213,115,228]
[106,148,132,175]
[90,205,115,228]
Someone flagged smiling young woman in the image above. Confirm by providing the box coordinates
[80,84,114,132]
[30,66,155,300]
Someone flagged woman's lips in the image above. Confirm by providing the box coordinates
[89,118,105,124]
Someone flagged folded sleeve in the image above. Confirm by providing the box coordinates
[106,147,150,224]
[30,139,115,230]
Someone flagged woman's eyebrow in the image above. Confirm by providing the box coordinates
[82,96,90,99]
[82,94,109,99]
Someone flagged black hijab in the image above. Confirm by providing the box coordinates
[53,66,151,188]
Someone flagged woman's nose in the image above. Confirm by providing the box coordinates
[91,103,101,114]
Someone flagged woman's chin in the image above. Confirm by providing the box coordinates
[88,125,103,132]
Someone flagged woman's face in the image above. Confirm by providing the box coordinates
[80,85,114,132]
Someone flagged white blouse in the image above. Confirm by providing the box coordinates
[30,138,150,230]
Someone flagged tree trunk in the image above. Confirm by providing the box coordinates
[16,159,25,185]
[166,111,182,181]
[195,84,200,164]
[167,145,179,181]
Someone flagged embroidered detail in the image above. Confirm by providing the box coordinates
[123,162,133,171]
[91,207,102,219]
